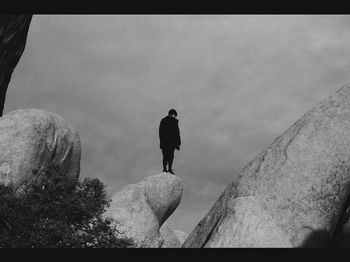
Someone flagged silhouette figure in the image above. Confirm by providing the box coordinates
[159,109,181,174]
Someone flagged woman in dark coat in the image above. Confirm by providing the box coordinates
[159,109,181,174]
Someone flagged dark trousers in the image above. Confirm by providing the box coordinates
[161,147,175,171]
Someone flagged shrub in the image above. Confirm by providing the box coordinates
[0,169,134,248]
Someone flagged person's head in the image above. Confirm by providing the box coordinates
[168,109,177,118]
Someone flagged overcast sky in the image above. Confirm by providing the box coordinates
[5,15,350,233]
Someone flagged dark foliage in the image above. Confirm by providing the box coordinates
[0,169,134,248]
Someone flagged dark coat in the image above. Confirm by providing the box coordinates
[159,115,181,150]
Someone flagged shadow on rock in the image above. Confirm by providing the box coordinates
[299,229,331,248]
[299,229,350,248]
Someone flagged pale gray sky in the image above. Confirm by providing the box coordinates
[5,15,350,233]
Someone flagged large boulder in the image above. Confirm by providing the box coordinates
[0,109,81,192]
[105,173,183,247]
[160,222,188,248]
[0,15,32,116]
[183,84,350,248]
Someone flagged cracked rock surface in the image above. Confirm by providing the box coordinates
[0,109,81,193]
[183,85,350,248]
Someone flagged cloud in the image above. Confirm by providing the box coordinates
[6,15,350,233]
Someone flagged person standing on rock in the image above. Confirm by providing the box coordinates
[159,109,181,175]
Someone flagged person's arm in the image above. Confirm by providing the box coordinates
[159,119,163,148]
[176,121,181,149]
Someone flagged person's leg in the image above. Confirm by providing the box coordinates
[168,148,175,174]
[161,148,167,172]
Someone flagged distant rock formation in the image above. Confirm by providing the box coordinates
[0,15,32,116]
[183,85,350,248]
[160,222,188,248]
[105,173,183,247]
[0,109,81,193]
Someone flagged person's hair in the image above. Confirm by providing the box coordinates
[168,109,177,117]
